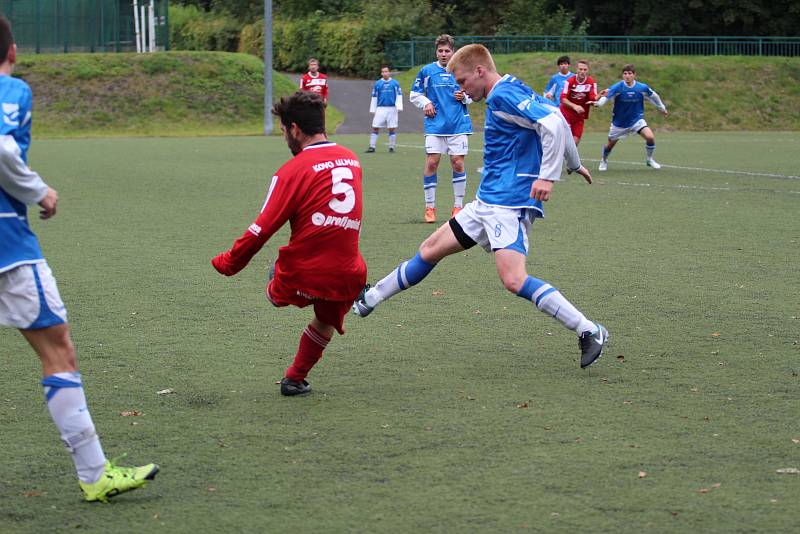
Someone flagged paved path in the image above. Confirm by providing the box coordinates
[286,74,423,134]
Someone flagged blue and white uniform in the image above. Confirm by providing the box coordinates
[544,71,573,107]
[370,77,403,129]
[596,80,666,139]
[454,74,581,255]
[0,74,66,329]
[410,61,472,153]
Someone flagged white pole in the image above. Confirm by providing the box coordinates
[149,0,156,52]
[264,0,273,135]
[133,1,141,53]
[140,4,148,52]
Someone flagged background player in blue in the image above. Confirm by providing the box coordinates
[366,65,403,153]
[409,34,472,223]
[542,55,573,107]
[593,64,668,171]
[0,16,158,503]
[354,44,609,370]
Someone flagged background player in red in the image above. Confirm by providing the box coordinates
[299,57,328,104]
[559,60,601,146]
[211,91,365,396]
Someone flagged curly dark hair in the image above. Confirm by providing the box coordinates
[271,91,326,136]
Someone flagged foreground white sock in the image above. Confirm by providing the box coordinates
[43,372,106,483]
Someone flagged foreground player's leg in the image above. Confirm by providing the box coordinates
[641,128,660,169]
[353,222,465,317]
[23,325,158,502]
[496,250,608,368]
[281,319,334,396]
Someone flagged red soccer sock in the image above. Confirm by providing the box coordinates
[285,325,331,382]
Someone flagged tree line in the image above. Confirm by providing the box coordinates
[173,0,798,37]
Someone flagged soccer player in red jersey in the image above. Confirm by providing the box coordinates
[299,57,328,104]
[211,91,366,396]
[559,60,599,146]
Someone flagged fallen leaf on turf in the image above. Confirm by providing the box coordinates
[466,396,476,400]
[712,483,721,489]
[120,410,142,417]
[517,402,529,408]
[207,486,216,492]
[711,332,721,337]
[690,387,700,393]
[792,438,799,444]
[432,290,444,296]
[699,488,709,494]
[776,468,800,474]
[616,355,625,362]
[623,400,632,405]
[156,389,175,395]
[638,471,647,478]
[153,513,160,520]
[23,491,42,497]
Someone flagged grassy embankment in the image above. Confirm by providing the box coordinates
[395,52,800,131]
[15,51,344,138]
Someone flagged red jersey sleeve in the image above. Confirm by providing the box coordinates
[211,169,299,276]
[588,76,598,101]
[560,76,575,103]
[321,75,329,102]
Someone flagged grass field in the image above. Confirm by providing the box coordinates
[1,131,798,532]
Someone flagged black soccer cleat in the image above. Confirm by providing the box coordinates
[579,323,609,369]
[280,377,311,396]
[365,147,376,153]
[351,284,374,317]
[388,147,395,153]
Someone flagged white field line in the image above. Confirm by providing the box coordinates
[392,143,800,195]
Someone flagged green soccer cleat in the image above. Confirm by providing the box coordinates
[79,455,159,503]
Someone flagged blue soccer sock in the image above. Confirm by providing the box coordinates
[423,174,437,207]
[646,143,655,160]
[602,146,612,161]
[42,372,106,483]
[366,252,437,307]
[516,276,595,334]
[452,171,466,208]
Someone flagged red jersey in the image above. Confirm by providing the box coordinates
[299,72,328,102]
[560,75,598,122]
[212,142,366,301]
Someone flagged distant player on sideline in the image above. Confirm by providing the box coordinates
[366,65,403,153]
[212,91,366,396]
[299,58,328,104]
[593,64,668,171]
[0,16,158,503]
[353,44,609,370]
[409,34,472,223]
[559,60,599,146]
[543,55,573,107]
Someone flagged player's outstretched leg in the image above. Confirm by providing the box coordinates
[515,275,609,368]
[352,252,437,317]
[281,319,335,396]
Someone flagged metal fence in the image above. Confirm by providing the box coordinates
[386,35,800,69]
[0,0,169,53]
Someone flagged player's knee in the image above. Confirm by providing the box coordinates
[499,273,525,294]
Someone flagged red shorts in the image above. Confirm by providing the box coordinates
[266,277,351,335]
[566,116,585,140]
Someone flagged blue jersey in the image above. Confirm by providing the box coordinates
[410,62,472,136]
[605,80,656,128]
[0,75,44,273]
[372,78,402,107]
[544,71,573,106]
[478,74,557,213]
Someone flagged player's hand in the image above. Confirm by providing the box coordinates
[530,179,554,202]
[575,165,592,184]
[423,103,436,117]
[38,186,58,219]
[599,89,609,97]
[453,90,465,101]
[661,109,669,117]
[575,106,585,115]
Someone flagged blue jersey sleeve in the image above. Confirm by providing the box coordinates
[371,81,379,98]
[411,67,427,94]
[605,81,623,99]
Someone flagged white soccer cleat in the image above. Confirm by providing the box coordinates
[646,158,661,170]
[598,160,608,172]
